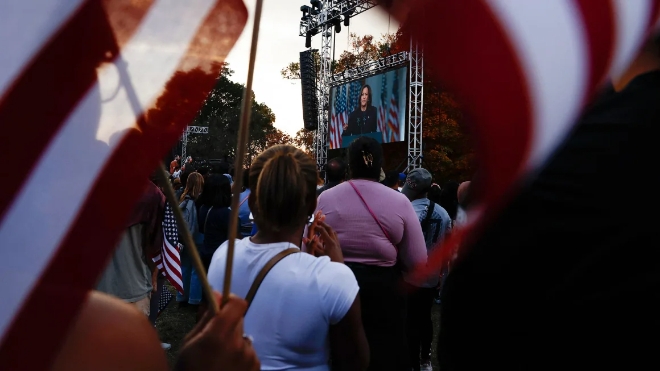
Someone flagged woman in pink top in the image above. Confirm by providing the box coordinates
[316,136,427,371]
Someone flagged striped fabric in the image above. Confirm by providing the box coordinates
[0,0,246,369]
[382,0,660,280]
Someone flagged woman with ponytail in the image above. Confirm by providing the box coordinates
[316,136,427,371]
[207,145,369,371]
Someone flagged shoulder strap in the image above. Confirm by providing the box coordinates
[245,248,299,313]
[422,201,435,228]
[348,180,391,241]
[239,195,249,207]
[202,206,213,233]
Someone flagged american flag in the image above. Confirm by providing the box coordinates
[378,0,660,282]
[330,84,348,149]
[0,0,246,368]
[378,73,388,142]
[348,80,362,113]
[152,202,184,294]
[387,70,401,142]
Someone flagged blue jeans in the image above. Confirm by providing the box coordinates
[177,248,202,305]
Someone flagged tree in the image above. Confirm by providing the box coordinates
[293,128,315,157]
[177,64,279,166]
[281,31,474,184]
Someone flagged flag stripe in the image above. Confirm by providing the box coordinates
[574,0,616,99]
[0,0,151,224]
[609,0,654,78]
[0,0,84,98]
[0,0,246,367]
[488,0,589,170]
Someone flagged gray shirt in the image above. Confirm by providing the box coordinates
[97,223,153,302]
[411,198,452,287]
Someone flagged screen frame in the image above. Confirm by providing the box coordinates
[327,64,409,149]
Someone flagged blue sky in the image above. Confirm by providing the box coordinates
[225,0,399,136]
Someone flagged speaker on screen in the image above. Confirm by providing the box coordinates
[300,50,319,130]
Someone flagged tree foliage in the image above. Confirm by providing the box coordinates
[173,64,280,166]
[281,31,474,184]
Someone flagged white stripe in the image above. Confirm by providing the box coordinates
[609,0,653,79]
[0,0,217,342]
[0,0,84,100]
[488,0,589,171]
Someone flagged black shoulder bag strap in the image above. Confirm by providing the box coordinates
[421,201,435,233]
[244,248,299,314]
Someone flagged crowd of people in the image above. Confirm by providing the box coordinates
[71,30,660,371]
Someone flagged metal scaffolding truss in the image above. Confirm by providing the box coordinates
[186,125,209,134]
[181,125,209,160]
[299,0,378,37]
[329,51,408,87]
[407,39,423,171]
[300,0,423,175]
[314,24,332,177]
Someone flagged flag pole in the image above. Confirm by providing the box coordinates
[156,165,220,314]
[222,0,264,307]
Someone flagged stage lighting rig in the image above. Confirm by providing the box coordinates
[300,5,311,20]
[310,0,323,13]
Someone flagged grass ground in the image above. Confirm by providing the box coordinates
[156,283,442,370]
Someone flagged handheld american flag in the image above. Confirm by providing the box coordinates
[152,202,184,294]
[0,0,246,369]
[380,0,660,282]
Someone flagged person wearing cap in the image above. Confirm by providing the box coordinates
[398,172,406,191]
[401,168,452,371]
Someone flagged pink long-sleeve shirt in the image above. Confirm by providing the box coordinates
[316,179,427,271]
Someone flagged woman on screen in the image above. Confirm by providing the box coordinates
[344,84,378,136]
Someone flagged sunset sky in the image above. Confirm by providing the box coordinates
[225,0,400,136]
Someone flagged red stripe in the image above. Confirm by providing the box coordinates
[649,0,660,30]
[164,244,182,269]
[406,0,532,211]
[0,0,247,369]
[573,0,616,101]
[398,0,533,275]
[0,0,150,225]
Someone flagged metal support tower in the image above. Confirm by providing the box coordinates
[407,37,423,171]
[313,14,333,175]
[181,125,209,160]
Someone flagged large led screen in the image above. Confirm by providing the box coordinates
[328,66,408,149]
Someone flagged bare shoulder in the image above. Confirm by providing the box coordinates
[51,291,168,371]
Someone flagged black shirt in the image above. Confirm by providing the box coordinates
[438,71,660,370]
[198,205,239,262]
[344,106,378,136]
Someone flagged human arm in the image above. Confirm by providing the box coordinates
[330,296,370,371]
[318,263,369,371]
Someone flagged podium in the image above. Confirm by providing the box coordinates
[341,132,382,148]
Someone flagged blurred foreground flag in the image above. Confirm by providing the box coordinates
[0,0,246,369]
[379,0,660,275]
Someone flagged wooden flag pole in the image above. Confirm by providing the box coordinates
[156,165,220,314]
[221,0,265,308]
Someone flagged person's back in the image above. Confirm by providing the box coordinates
[197,174,234,271]
[320,180,424,268]
[317,157,346,197]
[210,239,357,370]
[208,145,368,371]
[318,137,426,371]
